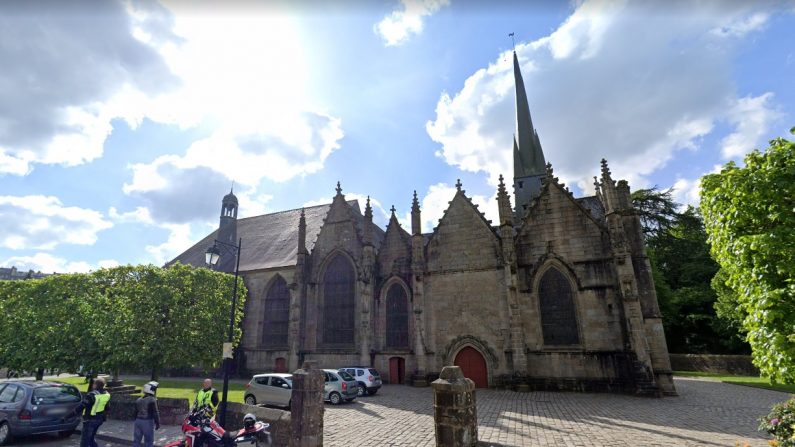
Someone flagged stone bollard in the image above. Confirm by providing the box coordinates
[432,366,477,447]
[289,361,325,447]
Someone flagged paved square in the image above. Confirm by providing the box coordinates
[324,377,790,446]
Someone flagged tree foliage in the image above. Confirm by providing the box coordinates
[701,129,795,382]
[631,187,681,238]
[632,190,748,354]
[0,264,246,378]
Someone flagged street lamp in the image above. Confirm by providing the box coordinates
[205,237,242,428]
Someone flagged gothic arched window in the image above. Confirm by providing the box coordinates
[539,267,580,345]
[323,254,355,345]
[263,276,290,347]
[386,283,409,349]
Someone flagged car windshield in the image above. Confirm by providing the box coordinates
[32,385,81,404]
[368,369,380,376]
[338,371,355,381]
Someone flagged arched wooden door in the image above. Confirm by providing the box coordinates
[454,346,488,388]
[389,357,405,384]
[274,357,287,373]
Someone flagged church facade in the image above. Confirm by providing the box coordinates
[171,52,676,395]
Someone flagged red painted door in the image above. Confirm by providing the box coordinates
[454,347,488,388]
[389,357,405,384]
[274,357,287,373]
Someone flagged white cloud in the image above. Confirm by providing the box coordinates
[145,223,193,266]
[375,0,450,46]
[109,206,155,225]
[0,196,112,250]
[711,11,770,38]
[1,252,118,274]
[672,177,702,208]
[0,1,179,175]
[2,3,346,229]
[118,9,345,224]
[721,93,780,158]
[426,0,785,195]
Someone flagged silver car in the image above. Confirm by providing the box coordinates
[322,369,358,405]
[244,373,292,409]
[0,381,82,445]
[339,367,382,396]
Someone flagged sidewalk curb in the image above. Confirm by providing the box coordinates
[76,427,171,447]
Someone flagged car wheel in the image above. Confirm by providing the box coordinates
[0,421,11,446]
[245,395,257,405]
[329,392,341,405]
[357,383,366,397]
[367,388,378,396]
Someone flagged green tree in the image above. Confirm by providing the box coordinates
[631,187,681,238]
[632,190,749,354]
[0,264,246,380]
[701,129,795,382]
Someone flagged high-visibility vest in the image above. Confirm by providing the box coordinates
[90,392,111,416]
[195,388,217,411]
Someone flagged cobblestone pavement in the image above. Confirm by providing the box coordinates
[324,377,791,447]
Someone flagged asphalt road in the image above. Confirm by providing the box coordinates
[5,432,125,446]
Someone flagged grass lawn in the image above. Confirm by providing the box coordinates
[48,376,247,403]
[674,371,795,394]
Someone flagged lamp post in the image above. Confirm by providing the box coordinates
[205,237,242,428]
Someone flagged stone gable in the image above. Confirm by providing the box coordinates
[427,191,501,272]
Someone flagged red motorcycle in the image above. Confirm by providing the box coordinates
[164,407,271,447]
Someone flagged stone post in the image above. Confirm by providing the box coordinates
[290,361,324,447]
[432,366,477,447]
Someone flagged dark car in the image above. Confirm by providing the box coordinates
[0,381,82,445]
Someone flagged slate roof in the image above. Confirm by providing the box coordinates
[168,200,384,272]
[576,196,606,223]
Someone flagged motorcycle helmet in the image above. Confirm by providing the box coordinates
[243,413,256,430]
[143,381,159,396]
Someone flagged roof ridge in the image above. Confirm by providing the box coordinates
[235,200,357,223]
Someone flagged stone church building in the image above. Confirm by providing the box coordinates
[171,52,676,395]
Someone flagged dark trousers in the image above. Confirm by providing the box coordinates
[80,417,105,447]
[132,418,155,447]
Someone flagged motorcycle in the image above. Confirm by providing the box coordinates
[164,407,271,447]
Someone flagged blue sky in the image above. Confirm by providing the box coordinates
[1,0,793,273]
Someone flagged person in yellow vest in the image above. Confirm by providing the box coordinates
[192,378,219,416]
[79,377,111,447]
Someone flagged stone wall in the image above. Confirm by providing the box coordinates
[223,402,291,447]
[103,395,189,425]
[669,354,758,376]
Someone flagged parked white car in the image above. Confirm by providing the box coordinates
[339,367,382,396]
[244,373,292,409]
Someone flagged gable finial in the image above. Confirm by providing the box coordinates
[600,159,611,177]
[455,179,462,191]
[335,181,342,195]
[390,205,396,215]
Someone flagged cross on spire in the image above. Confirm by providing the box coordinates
[455,179,462,191]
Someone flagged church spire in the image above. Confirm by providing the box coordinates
[512,50,547,216]
[512,51,546,178]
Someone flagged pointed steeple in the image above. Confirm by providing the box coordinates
[512,51,548,216]
[512,51,546,177]
[411,190,421,236]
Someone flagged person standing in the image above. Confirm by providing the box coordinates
[192,378,219,416]
[132,381,160,447]
[79,377,111,447]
